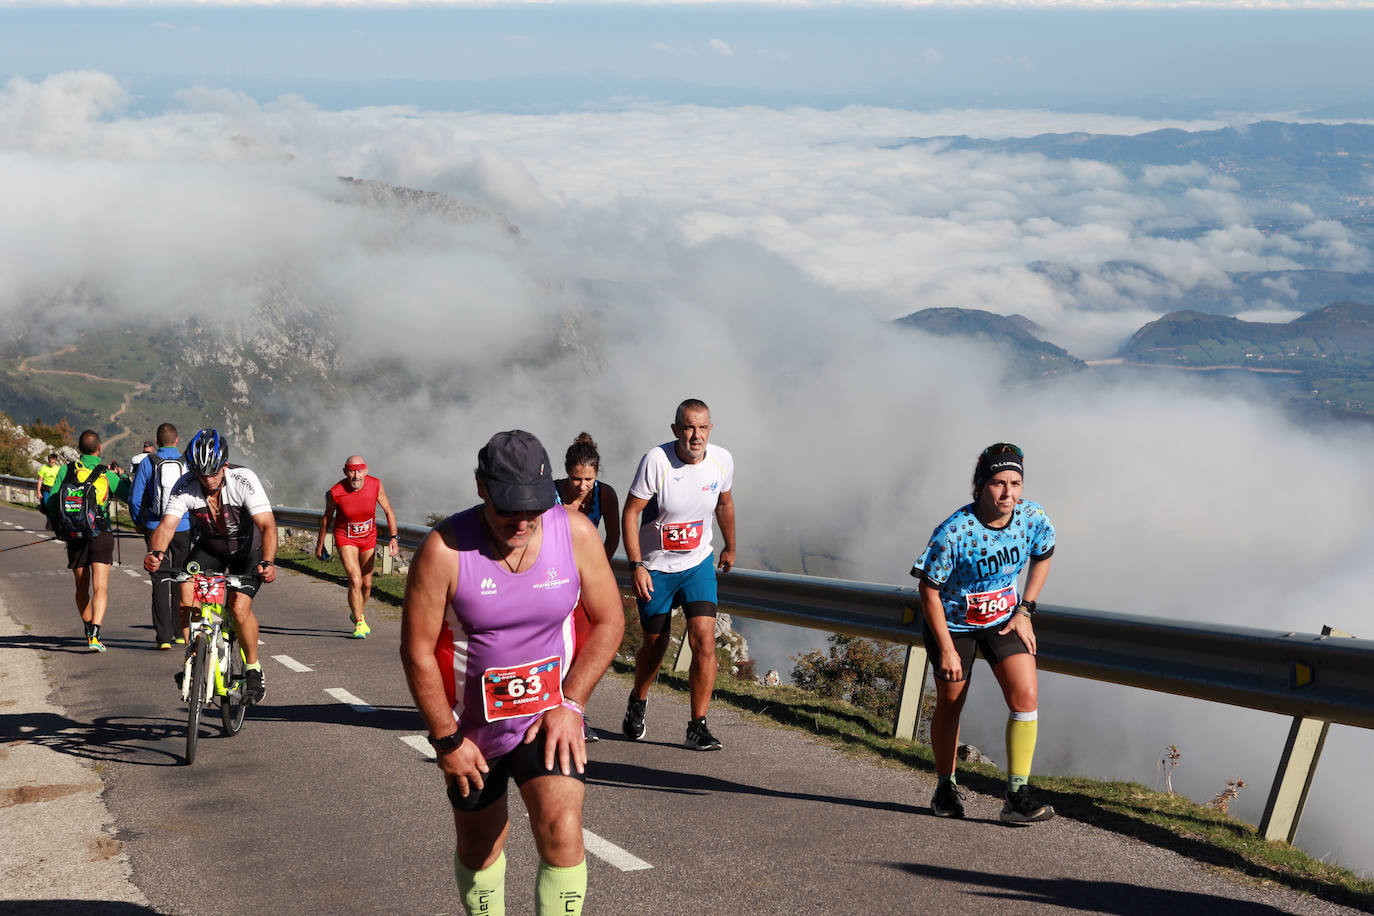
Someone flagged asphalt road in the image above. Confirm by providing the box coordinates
[0,502,1366,915]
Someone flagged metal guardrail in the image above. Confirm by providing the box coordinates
[4,474,1366,839]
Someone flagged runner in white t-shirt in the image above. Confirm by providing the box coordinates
[620,399,736,751]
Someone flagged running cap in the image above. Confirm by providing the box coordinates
[477,430,556,513]
[974,442,1024,490]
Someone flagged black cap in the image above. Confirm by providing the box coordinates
[477,430,557,513]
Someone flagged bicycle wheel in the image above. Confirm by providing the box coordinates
[185,635,208,765]
[220,633,247,735]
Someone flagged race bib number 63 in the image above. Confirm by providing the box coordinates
[482,656,563,722]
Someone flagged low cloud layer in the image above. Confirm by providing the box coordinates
[2,72,1373,873]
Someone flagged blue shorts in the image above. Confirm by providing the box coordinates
[636,553,718,627]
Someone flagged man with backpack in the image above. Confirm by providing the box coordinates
[129,423,190,649]
[45,429,131,653]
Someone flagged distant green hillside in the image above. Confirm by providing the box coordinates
[1119,301,1374,415]
[892,307,1086,379]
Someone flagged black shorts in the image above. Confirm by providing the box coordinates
[923,622,1030,682]
[66,531,115,569]
[446,732,584,813]
[185,545,264,600]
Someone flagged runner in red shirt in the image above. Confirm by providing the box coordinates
[316,455,400,638]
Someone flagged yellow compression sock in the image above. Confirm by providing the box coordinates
[454,851,506,916]
[535,859,586,916]
[1006,710,1039,792]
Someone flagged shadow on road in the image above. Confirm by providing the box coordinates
[893,862,1298,915]
[585,758,923,815]
[0,901,158,915]
[0,712,182,768]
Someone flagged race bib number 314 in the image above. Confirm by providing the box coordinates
[964,585,1016,626]
[482,656,563,722]
[660,520,704,551]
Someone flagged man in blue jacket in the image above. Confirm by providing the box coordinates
[129,423,190,649]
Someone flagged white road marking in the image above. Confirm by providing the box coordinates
[272,654,312,673]
[122,567,141,578]
[324,687,375,713]
[401,735,436,759]
[583,830,654,872]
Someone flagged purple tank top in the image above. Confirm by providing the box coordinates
[436,504,580,759]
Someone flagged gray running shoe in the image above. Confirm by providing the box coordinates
[684,716,722,751]
[622,697,647,740]
[244,668,266,705]
[1000,785,1055,825]
[930,781,966,818]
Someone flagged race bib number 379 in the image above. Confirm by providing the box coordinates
[482,656,563,722]
[964,585,1017,626]
[346,519,374,538]
[660,520,704,551]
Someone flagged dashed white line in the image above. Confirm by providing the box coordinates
[272,654,313,673]
[583,830,653,872]
[401,735,436,759]
[121,567,141,578]
[324,687,375,713]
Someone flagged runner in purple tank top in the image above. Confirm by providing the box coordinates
[401,430,623,916]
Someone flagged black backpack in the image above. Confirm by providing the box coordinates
[136,454,186,528]
[48,461,108,542]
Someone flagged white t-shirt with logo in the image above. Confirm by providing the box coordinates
[628,442,733,574]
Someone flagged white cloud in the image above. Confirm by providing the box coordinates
[707,38,734,57]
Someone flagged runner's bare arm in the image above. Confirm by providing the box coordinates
[315,490,337,559]
[401,527,490,789]
[621,492,653,599]
[525,508,626,775]
[376,482,401,557]
[998,556,1051,654]
[599,483,621,560]
[252,510,277,584]
[715,489,736,573]
[920,580,963,682]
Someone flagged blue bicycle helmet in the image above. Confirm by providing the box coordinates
[185,428,229,476]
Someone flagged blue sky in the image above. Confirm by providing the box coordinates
[3,5,1372,116]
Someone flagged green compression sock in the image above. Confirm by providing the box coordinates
[535,859,586,916]
[1006,710,1039,792]
[454,851,505,916]
[244,661,262,671]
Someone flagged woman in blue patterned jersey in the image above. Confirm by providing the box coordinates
[911,443,1056,824]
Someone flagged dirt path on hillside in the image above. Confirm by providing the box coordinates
[13,347,150,453]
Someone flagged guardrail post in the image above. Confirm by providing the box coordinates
[1259,625,1353,843]
[381,544,393,576]
[324,532,335,558]
[894,644,930,740]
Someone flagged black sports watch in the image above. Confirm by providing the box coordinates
[428,731,463,753]
[1015,600,1037,618]
[630,560,647,570]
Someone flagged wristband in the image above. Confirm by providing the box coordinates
[148,550,165,560]
[1016,600,1036,618]
[258,561,275,568]
[561,697,585,716]
[630,561,647,570]
[428,731,463,752]
[390,534,399,539]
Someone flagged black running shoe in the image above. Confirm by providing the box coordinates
[244,667,266,705]
[684,716,722,751]
[583,716,600,743]
[622,697,647,740]
[1000,785,1055,825]
[930,781,966,818]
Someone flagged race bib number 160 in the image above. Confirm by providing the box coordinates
[963,585,1017,626]
[482,656,563,722]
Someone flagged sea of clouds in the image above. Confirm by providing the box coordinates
[3,70,1374,873]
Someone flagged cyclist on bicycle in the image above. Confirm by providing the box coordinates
[144,428,277,705]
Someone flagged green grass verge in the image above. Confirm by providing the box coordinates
[185,530,1374,909]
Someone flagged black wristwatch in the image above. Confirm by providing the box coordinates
[1016,600,1037,618]
[630,560,647,570]
[428,731,463,752]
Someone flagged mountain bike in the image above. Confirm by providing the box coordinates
[175,563,249,764]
